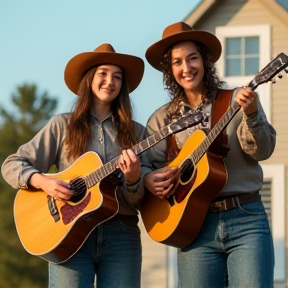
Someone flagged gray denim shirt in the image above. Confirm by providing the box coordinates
[146,89,276,196]
[1,112,152,215]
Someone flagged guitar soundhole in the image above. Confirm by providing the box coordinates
[180,159,195,182]
[69,177,87,203]
[173,158,197,204]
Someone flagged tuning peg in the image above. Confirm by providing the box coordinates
[271,79,276,84]
[278,74,283,79]
[285,67,288,73]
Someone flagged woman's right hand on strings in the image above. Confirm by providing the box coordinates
[144,166,180,199]
[29,173,74,200]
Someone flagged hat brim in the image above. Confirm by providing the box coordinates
[145,30,222,71]
[64,51,144,95]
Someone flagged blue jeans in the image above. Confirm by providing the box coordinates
[178,200,274,288]
[49,215,142,288]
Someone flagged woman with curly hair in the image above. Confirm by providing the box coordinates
[142,22,275,287]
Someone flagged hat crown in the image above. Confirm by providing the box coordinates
[162,22,194,39]
[94,43,116,53]
[65,43,144,95]
[145,21,222,71]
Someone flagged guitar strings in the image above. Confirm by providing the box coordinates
[65,114,205,199]
[69,157,120,197]
[69,177,87,196]
[179,158,194,179]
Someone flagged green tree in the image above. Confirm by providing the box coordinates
[0,83,57,288]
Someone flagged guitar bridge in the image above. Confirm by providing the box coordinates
[47,196,60,222]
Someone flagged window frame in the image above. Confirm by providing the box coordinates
[215,25,271,122]
[261,164,286,282]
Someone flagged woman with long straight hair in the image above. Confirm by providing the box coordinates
[2,43,150,288]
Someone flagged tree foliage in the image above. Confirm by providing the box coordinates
[0,83,58,288]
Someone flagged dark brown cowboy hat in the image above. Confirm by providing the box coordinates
[64,43,144,95]
[145,22,222,71]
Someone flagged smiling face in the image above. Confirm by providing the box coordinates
[91,64,123,104]
[171,41,205,94]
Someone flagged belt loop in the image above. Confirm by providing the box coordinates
[235,197,240,207]
[223,199,227,210]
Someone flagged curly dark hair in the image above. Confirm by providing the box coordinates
[160,40,225,119]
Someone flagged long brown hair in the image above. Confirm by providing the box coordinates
[160,41,225,119]
[65,66,137,161]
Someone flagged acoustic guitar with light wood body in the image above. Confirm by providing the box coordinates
[140,52,288,248]
[13,112,204,263]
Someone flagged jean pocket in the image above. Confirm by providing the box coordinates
[117,215,140,232]
[238,201,266,215]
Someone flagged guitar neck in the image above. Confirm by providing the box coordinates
[192,100,240,164]
[190,64,269,165]
[82,111,204,189]
[133,125,172,155]
[85,125,174,188]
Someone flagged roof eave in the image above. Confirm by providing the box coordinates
[183,0,218,26]
[184,0,288,28]
[262,0,288,27]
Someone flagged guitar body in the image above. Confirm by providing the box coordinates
[140,130,227,248]
[12,112,206,263]
[14,151,119,263]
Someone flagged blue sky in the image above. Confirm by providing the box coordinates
[0,0,200,126]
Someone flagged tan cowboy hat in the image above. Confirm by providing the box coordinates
[145,22,222,71]
[64,43,144,95]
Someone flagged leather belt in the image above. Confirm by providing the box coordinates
[210,193,260,213]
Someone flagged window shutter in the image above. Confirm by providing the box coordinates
[259,180,272,229]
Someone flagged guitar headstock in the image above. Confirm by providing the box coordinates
[248,52,288,90]
[169,111,204,133]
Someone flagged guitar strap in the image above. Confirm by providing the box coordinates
[166,88,234,162]
[209,88,234,157]
[167,133,180,163]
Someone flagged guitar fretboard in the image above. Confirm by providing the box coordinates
[84,125,173,188]
[78,111,204,189]
[190,100,240,165]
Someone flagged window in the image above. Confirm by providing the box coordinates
[225,36,259,76]
[259,180,272,228]
[216,25,272,122]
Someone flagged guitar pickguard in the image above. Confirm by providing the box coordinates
[60,192,91,225]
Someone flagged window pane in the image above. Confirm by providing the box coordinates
[245,37,259,54]
[226,58,241,76]
[245,57,259,75]
[226,38,241,55]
